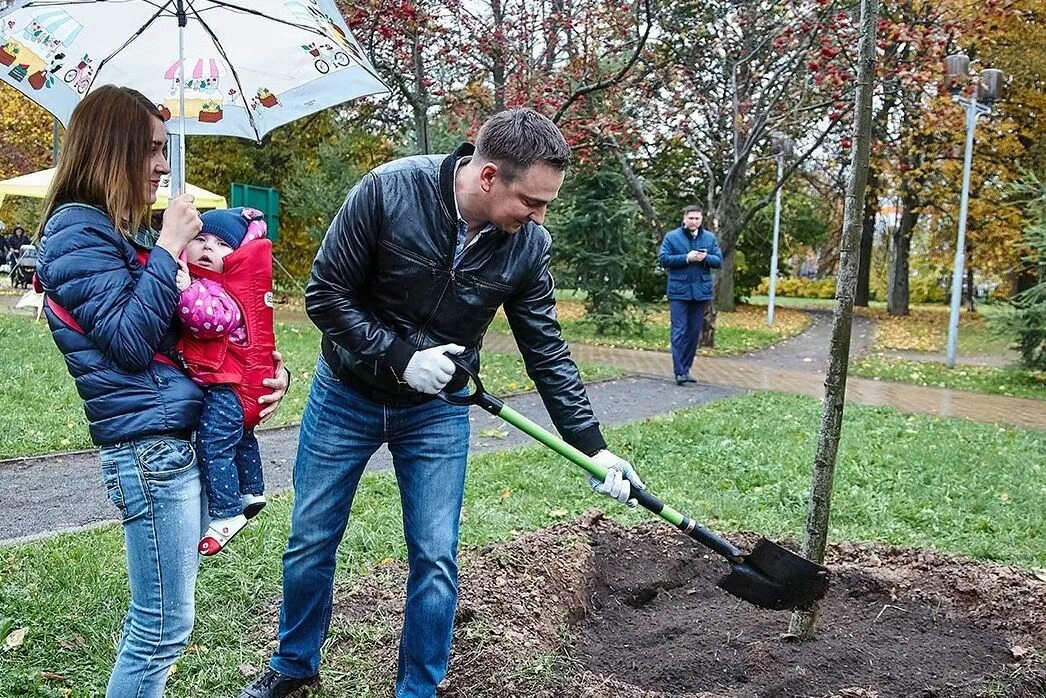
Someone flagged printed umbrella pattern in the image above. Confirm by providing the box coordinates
[0,0,387,142]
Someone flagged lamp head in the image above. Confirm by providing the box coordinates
[771,132,794,158]
[944,53,970,95]
[977,68,1005,105]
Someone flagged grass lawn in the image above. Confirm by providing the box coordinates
[853,354,1046,400]
[1,393,1043,695]
[862,304,1013,356]
[749,296,1013,355]
[0,315,622,460]
[488,299,811,355]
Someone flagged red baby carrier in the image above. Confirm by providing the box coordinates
[178,238,277,429]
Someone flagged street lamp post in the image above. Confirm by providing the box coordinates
[943,54,1004,369]
[767,132,794,327]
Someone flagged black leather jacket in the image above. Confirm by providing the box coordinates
[306,143,607,455]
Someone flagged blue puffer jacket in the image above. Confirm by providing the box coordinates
[36,204,203,446]
[658,226,723,301]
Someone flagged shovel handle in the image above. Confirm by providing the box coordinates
[437,353,745,562]
[497,404,744,563]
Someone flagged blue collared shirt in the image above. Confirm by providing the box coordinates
[452,157,496,268]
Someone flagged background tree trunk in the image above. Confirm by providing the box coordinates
[411,33,430,155]
[855,165,879,306]
[788,0,879,640]
[716,251,736,312]
[887,194,917,316]
[966,267,976,312]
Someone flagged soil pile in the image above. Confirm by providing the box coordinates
[326,511,1045,697]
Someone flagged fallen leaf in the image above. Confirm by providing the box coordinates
[549,508,568,518]
[1010,645,1031,660]
[238,663,257,677]
[1033,569,1046,583]
[40,672,69,682]
[499,487,511,501]
[479,427,508,439]
[57,634,87,651]
[5,627,27,648]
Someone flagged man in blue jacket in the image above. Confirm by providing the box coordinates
[659,206,722,385]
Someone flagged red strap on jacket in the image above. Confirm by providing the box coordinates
[38,267,179,369]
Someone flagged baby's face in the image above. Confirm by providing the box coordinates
[185,233,233,272]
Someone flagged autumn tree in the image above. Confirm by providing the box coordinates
[635,0,857,346]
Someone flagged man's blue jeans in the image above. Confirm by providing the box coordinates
[271,357,470,698]
[669,298,710,377]
[100,436,204,698]
[196,385,264,519]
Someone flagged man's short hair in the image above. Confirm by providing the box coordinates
[683,205,703,216]
[475,108,571,182]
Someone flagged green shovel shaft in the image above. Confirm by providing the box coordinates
[496,405,743,562]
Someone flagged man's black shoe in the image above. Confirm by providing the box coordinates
[675,374,688,385]
[240,668,320,698]
[685,373,697,383]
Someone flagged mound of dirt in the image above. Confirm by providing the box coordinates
[325,512,1045,697]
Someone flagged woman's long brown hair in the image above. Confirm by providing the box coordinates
[41,85,164,238]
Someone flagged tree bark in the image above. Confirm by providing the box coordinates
[966,267,976,312]
[716,251,736,312]
[855,164,879,306]
[608,134,660,244]
[788,0,878,640]
[887,193,917,316]
[490,0,506,112]
[411,32,430,155]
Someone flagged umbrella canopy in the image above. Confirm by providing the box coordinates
[0,0,387,141]
[0,167,227,210]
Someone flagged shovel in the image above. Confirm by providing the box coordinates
[437,354,830,611]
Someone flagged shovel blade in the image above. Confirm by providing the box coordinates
[716,538,830,610]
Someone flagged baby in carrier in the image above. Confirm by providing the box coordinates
[175,207,277,555]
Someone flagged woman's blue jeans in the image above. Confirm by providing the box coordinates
[100,436,203,698]
[270,357,470,698]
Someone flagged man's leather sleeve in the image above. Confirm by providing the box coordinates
[305,173,416,377]
[503,240,607,455]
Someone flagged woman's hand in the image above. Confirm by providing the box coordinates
[157,194,202,258]
[258,350,290,423]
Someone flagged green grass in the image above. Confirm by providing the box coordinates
[1,393,1043,695]
[0,316,622,460]
[853,355,1046,400]
[487,302,810,355]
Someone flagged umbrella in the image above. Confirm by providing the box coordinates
[0,167,228,210]
[0,0,387,191]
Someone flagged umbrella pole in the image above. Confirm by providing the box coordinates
[174,0,188,197]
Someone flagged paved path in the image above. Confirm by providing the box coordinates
[738,309,875,372]
[5,306,1044,545]
[481,330,1046,431]
[0,377,740,544]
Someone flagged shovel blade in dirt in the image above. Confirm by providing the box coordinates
[436,354,832,611]
[717,538,831,610]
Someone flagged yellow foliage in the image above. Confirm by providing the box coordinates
[0,83,54,180]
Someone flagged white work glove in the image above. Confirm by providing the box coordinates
[402,343,465,394]
[588,449,646,508]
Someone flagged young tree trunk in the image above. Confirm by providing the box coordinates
[855,165,879,306]
[787,0,879,640]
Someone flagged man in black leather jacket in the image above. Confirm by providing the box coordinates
[242,109,645,698]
